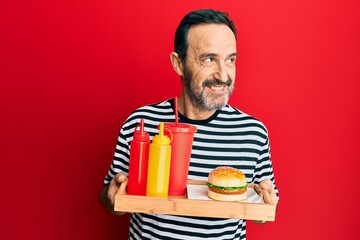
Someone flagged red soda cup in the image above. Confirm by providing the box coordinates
[163,123,197,196]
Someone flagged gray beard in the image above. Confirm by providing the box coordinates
[183,65,234,111]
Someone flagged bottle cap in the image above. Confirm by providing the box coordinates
[152,122,171,145]
[133,119,150,142]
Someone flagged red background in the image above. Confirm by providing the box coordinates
[1,1,360,239]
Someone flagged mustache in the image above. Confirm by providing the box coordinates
[202,78,232,88]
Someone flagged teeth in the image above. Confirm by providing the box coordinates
[211,85,224,91]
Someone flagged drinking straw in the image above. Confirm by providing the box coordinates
[140,118,144,135]
[174,97,179,126]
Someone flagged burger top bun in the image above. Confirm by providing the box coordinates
[208,166,247,187]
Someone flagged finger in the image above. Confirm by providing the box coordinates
[252,220,266,224]
[107,179,120,206]
[253,184,265,200]
[253,184,262,194]
[259,179,272,190]
[117,178,128,195]
[255,187,264,199]
[263,191,274,204]
[269,188,278,205]
[258,192,265,202]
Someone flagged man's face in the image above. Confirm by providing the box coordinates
[183,23,237,111]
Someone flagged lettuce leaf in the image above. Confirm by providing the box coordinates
[206,182,247,190]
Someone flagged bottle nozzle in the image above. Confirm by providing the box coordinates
[153,122,171,145]
[133,118,150,142]
[159,122,164,137]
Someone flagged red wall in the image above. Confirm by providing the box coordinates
[1,1,360,239]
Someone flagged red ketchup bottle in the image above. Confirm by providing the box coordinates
[127,119,150,195]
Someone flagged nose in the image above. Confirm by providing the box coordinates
[214,62,228,82]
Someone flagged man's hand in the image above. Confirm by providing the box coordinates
[108,172,128,206]
[99,172,128,215]
[254,179,278,205]
[251,179,278,224]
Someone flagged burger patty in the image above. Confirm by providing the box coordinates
[208,186,247,195]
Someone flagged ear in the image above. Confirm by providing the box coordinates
[170,52,184,77]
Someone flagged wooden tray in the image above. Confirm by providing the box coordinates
[114,180,276,221]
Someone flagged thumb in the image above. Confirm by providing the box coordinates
[114,173,127,184]
[107,173,127,206]
[117,178,128,195]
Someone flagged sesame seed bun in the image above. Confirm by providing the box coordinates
[207,166,247,201]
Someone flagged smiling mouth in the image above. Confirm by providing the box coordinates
[203,79,232,91]
[210,85,226,92]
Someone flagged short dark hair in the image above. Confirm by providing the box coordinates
[174,9,237,61]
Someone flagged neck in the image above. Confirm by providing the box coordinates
[177,95,216,120]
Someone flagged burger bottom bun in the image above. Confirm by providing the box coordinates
[208,190,247,202]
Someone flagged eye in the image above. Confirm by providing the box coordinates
[226,57,236,65]
[203,57,214,63]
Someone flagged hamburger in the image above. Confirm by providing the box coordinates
[207,166,248,201]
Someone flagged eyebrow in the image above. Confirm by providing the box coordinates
[228,52,237,58]
[199,52,237,59]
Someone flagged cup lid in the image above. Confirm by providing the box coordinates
[163,123,197,133]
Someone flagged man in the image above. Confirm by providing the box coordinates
[100,9,279,239]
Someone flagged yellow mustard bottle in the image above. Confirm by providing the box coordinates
[146,122,172,197]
